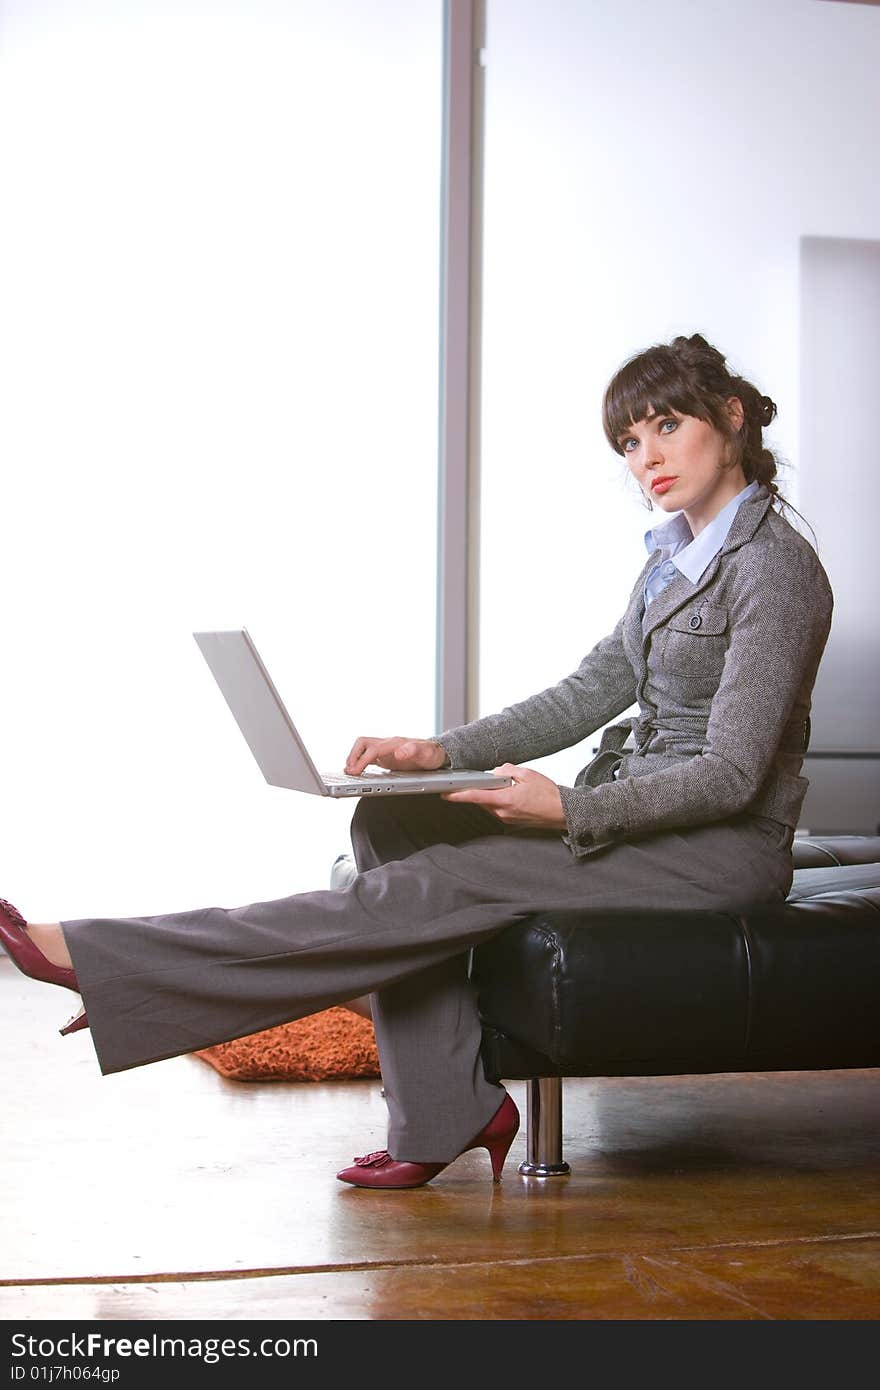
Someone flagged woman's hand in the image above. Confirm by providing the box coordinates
[345,736,448,775]
[441,763,567,831]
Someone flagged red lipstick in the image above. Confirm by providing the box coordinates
[651,476,676,495]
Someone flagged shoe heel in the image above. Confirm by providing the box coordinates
[475,1092,520,1181]
[59,1004,88,1036]
[485,1129,517,1181]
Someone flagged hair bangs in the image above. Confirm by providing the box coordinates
[602,346,710,454]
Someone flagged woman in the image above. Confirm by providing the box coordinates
[0,333,833,1189]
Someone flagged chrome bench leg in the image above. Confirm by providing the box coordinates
[518,1076,570,1176]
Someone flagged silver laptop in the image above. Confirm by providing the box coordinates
[192,628,512,798]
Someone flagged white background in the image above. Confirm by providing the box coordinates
[0,0,442,919]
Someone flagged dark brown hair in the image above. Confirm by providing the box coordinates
[603,332,783,500]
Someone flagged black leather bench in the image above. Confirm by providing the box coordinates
[332,835,880,1176]
[473,835,880,1174]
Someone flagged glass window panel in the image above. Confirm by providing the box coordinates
[0,0,441,913]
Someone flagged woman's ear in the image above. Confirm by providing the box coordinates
[726,396,745,433]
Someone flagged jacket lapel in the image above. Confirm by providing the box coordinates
[639,487,774,647]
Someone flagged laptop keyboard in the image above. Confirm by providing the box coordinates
[322,769,412,784]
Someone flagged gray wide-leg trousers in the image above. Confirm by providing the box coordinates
[61,797,793,1161]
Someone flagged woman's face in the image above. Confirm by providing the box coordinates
[618,400,746,534]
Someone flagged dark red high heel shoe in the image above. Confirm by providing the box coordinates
[0,899,89,1036]
[336,1090,520,1189]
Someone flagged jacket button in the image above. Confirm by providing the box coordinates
[688,614,702,630]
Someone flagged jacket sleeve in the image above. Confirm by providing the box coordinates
[558,542,834,856]
[436,616,638,771]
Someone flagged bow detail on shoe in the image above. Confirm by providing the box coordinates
[0,899,26,929]
[353,1150,394,1168]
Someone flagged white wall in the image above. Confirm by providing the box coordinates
[479,0,880,798]
[798,234,880,832]
[800,235,880,751]
[0,1,442,919]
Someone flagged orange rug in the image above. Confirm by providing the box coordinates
[193,1008,381,1082]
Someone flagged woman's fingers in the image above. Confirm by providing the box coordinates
[441,784,512,806]
[344,736,375,773]
[442,763,523,801]
[443,765,566,831]
[344,737,388,773]
[344,737,446,775]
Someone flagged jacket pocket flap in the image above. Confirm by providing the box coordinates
[667,605,728,636]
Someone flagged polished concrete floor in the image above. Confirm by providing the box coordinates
[1,957,878,1321]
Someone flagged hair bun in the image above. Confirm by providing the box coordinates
[685,332,713,352]
[759,394,777,427]
[673,332,728,372]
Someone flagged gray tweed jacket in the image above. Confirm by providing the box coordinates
[438,486,834,859]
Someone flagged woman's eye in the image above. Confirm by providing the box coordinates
[659,418,677,433]
[622,437,637,452]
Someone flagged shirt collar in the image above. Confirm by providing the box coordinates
[643,481,761,583]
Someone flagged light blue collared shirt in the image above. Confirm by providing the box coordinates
[643,481,760,606]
